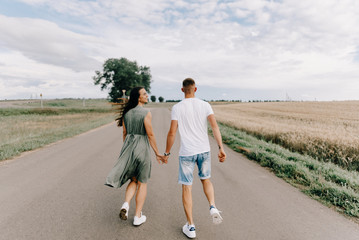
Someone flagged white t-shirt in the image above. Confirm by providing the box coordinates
[171,98,214,156]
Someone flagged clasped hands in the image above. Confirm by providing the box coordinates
[156,154,169,165]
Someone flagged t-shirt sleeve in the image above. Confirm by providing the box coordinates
[206,102,214,117]
[171,105,178,120]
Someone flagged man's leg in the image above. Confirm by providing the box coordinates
[201,178,223,224]
[178,156,196,238]
[198,152,223,224]
[178,155,195,225]
[182,184,194,225]
[198,152,215,207]
[201,178,215,207]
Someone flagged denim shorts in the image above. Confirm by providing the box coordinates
[178,151,211,185]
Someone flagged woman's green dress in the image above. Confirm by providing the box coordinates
[105,106,151,188]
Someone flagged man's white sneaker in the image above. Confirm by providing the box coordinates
[210,206,223,224]
[133,212,146,226]
[119,202,129,220]
[182,223,196,239]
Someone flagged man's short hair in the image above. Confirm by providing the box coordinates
[183,78,195,87]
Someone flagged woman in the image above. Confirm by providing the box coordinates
[105,86,164,226]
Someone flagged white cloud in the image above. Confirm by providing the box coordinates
[0,15,104,72]
[0,0,359,100]
[0,50,106,99]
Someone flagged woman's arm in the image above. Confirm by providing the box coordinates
[144,112,164,163]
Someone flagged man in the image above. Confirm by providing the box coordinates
[164,78,226,239]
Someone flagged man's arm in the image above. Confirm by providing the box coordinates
[208,114,226,162]
[164,120,178,162]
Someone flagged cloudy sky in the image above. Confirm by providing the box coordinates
[0,0,358,101]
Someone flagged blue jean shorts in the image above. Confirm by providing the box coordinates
[178,151,211,185]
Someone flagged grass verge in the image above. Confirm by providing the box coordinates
[0,108,115,161]
[212,122,359,219]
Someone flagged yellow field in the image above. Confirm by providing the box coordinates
[212,101,359,170]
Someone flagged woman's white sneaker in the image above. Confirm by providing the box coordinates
[182,223,196,239]
[210,206,223,224]
[119,202,129,220]
[133,212,146,226]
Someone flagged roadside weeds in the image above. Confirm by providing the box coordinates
[212,122,359,220]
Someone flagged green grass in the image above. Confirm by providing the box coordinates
[213,122,359,218]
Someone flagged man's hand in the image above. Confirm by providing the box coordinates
[218,149,226,162]
[163,155,169,164]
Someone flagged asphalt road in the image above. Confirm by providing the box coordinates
[0,107,358,240]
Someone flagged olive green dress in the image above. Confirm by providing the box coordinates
[105,105,151,188]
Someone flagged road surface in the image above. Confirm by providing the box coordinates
[0,107,358,240]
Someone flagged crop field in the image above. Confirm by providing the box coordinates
[0,99,115,161]
[212,101,359,171]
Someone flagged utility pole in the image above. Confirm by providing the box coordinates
[40,93,43,108]
[285,92,291,102]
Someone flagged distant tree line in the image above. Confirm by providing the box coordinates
[209,100,242,102]
[248,100,286,102]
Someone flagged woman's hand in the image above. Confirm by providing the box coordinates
[156,154,167,164]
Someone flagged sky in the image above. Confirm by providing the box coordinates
[0,0,358,101]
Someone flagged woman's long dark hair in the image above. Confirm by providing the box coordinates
[116,86,144,127]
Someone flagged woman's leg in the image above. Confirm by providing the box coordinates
[125,177,138,204]
[135,181,147,217]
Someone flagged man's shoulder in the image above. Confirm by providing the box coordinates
[173,99,186,108]
[171,101,182,115]
[172,101,180,109]
[194,98,211,107]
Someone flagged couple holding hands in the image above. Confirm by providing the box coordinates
[105,78,226,239]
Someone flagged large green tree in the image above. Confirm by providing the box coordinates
[93,58,152,102]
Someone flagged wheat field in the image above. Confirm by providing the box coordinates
[212,101,359,171]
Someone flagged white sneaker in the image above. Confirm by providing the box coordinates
[210,206,223,224]
[182,223,196,239]
[119,202,129,220]
[133,212,146,226]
